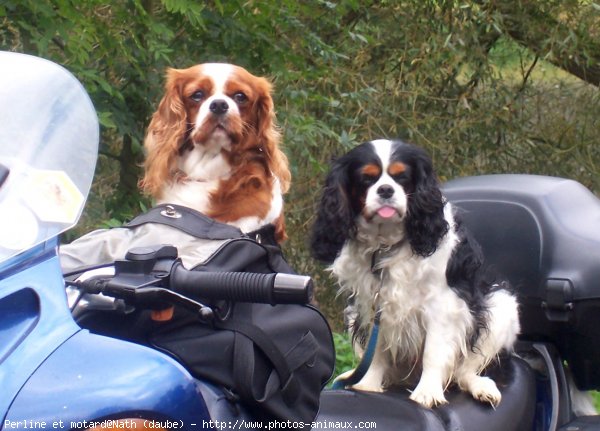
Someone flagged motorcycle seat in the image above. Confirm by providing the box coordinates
[314,356,535,431]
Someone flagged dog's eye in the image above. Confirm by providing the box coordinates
[233,92,248,105]
[391,172,407,182]
[190,91,205,102]
[361,173,378,186]
[359,163,381,186]
[388,162,408,183]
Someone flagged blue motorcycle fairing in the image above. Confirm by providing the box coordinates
[0,240,80,418]
[1,240,210,428]
[5,329,210,429]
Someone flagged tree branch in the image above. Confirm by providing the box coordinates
[483,1,600,87]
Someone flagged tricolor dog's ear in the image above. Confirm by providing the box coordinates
[404,146,449,257]
[310,157,357,264]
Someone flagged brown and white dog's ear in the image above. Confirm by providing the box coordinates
[140,68,188,199]
[253,77,291,194]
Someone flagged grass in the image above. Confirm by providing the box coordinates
[592,392,600,412]
[488,37,577,84]
[331,332,357,383]
[454,36,583,91]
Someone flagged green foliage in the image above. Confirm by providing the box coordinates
[332,332,358,384]
[594,391,600,411]
[2,0,599,325]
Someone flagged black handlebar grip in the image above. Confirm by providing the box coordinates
[272,273,313,304]
[170,263,313,304]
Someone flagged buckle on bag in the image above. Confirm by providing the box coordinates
[160,205,182,219]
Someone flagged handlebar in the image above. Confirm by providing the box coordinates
[170,262,313,305]
[71,245,314,317]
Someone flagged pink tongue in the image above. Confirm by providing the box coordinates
[377,206,397,219]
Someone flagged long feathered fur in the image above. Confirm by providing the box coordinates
[310,155,357,263]
[399,144,449,257]
[311,141,450,262]
[141,69,190,198]
[310,139,520,408]
[137,63,291,242]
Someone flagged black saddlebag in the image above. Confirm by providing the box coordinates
[443,174,600,390]
[146,228,335,425]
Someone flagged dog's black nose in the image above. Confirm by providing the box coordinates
[209,99,229,115]
[377,185,395,199]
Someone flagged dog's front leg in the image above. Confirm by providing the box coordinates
[334,302,386,392]
[409,320,454,408]
[350,342,386,393]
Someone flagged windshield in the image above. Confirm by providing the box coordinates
[0,52,98,263]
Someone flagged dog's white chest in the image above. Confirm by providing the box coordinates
[158,146,231,213]
[333,242,454,364]
[377,256,430,361]
[179,145,231,182]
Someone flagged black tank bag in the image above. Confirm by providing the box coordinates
[126,204,335,425]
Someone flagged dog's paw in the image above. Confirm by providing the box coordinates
[332,369,383,392]
[409,384,448,408]
[333,369,355,385]
[468,376,501,408]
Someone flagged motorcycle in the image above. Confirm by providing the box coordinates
[1,51,322,431]
[2,51,600,431]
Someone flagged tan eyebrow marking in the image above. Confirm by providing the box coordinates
[388,162,406,176]
[361,163,381,177]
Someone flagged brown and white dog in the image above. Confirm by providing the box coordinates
[140,63,291,242]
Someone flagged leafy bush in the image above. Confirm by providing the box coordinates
[4,0,598,328]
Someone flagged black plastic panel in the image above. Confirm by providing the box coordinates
[443,174,600,389]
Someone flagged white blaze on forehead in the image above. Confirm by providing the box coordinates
[364,139,408,219]
[195,63,240,133]
[370,139,393,168]
[200,63,234,94]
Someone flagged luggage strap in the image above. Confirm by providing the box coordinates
[330,307,381,390]
[216,318,318,405]
[125,203,278,245]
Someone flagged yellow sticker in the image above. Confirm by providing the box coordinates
[23,170,84,224]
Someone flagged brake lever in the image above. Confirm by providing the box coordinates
[71,245,215,322]
[129,287,214,322]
